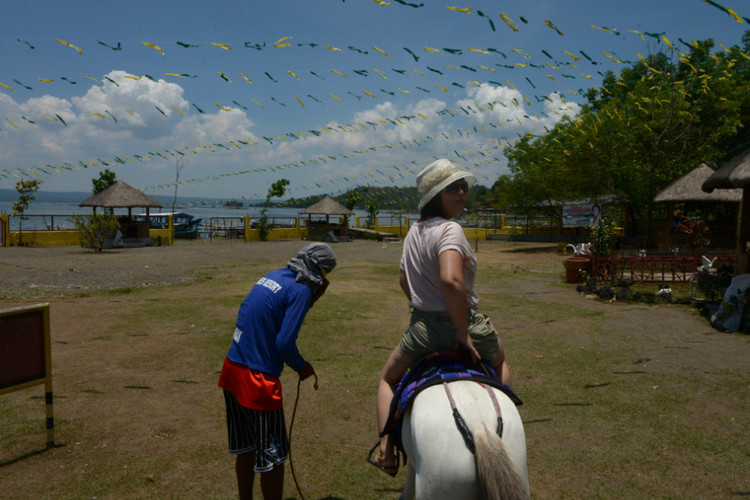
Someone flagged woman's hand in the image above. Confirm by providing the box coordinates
[456,333,480,363]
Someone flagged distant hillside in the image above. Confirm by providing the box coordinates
[278,186,420,211]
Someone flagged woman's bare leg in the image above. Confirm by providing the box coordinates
[376,345,414,460]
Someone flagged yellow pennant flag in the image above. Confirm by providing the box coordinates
[329,93,342,103]
[373,46,392,58]
[240,73,253,84]
[295,96,305,108]
[38,78,54,82]
[0,81,14,90]
[56,38,82,54]
[142,41,165,56]
[84,76,99,82]
[372,68,387,79]
[211,43,232,50]
[274,36,292,48]
[331,69,348,78]
[627,29,645,41]
[726,7,744,23]
[446,6,472,14]
[425,46,443,54]
[499,13,518,32]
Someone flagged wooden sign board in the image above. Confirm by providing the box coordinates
[0,303,54,447]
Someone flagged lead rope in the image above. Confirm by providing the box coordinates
[289,373,318,500]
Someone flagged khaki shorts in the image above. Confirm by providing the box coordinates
[399,308,500,362]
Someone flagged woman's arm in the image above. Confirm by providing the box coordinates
[439,249,480,362]
[399,269,412,301]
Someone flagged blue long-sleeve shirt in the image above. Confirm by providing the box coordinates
[226,267,312,377]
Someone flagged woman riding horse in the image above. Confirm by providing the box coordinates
[371,159,512,476]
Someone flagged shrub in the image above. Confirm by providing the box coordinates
[70,214,120,252]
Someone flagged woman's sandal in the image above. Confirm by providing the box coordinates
[367,443,399,477]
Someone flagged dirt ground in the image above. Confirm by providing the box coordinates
[1,239,748,499]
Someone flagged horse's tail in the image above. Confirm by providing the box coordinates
[475,427,526,500]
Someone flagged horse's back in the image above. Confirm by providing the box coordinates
[402,381,528,500]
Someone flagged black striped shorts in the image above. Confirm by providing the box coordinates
[223,390,289,472]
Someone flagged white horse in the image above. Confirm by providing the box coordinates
[400,381,529,500]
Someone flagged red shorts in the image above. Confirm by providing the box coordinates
[218,357,283,411]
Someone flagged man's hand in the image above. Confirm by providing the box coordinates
[298,362,315,381]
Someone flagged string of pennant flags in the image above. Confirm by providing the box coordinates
[0,87,576,184]
[1,105,516,198]
[1,38,738,128]
[140,138,506,199]
[2,1,747,131]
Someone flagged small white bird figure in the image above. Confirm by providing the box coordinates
[699,255,717,273]
[567,243,591,256]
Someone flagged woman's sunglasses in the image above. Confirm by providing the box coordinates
[445,180,469,194]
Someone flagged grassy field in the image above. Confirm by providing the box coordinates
[1,240,749,499]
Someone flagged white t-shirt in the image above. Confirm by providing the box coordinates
[400,217,479,312]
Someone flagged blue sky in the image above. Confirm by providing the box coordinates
[0,0,748,201]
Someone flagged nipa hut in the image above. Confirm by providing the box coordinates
[702,148,750,273]
[654,164,741,249]
[79,180,163,240]
[79,180,162,216]
[300,195,354,241]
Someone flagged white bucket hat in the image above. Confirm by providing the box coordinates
[416,159,476,212]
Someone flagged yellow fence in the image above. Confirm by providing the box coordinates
[1,213,553,248]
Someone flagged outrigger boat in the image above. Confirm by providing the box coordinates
[134,212,203,239]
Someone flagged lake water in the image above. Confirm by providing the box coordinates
[0,200,418,231]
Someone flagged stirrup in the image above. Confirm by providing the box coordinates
[367,442,398,477]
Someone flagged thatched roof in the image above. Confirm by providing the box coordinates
[79,180,162,208]
[300,196,354,216]
[702,148,750,193]
[654,164,741,203]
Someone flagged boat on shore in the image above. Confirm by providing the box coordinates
[134,212,203,239]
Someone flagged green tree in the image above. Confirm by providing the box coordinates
[257,179,290,241]
[92,169,117,194]
[503,33,750,241]
[365,200,379,229]
[70,214,120,253]
[342,189,362,227]
[12,178,43,245]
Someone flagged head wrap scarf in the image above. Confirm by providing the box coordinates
[287,242,337,289]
